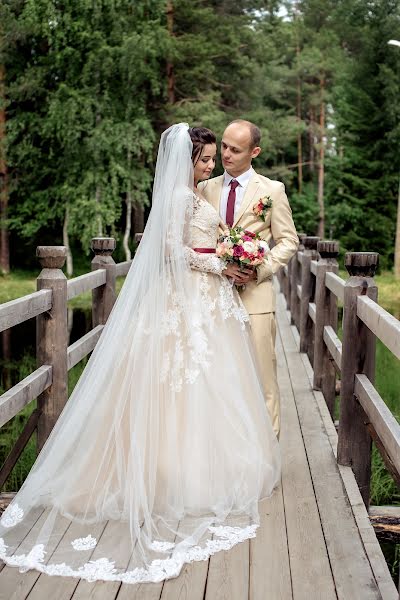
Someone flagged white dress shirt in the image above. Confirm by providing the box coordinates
[220,167,254,224]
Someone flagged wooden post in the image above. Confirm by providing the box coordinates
[288,253,296,324]
[337,252,379,507]
[298,233,307,251]
[91,237,117,326]
[36,246,68,452]
[283,266,289,306]
[276,264,285,298]
[290,232,306,328]
[299,236,319,357]
[295,233,307,330]
[313,240,339,417]
[287,257,293,313]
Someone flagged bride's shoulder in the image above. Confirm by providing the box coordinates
[193,192,215,214]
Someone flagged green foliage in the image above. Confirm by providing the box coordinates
[323,0,400,268]
[2,0,165,258]
[290,183,320,235]
[1,0,400,269]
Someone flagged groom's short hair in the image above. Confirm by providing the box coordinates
[227,119,261,149]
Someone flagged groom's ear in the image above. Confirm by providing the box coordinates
[251,146,261,159]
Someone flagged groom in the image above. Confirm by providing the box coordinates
[199,120,298,438]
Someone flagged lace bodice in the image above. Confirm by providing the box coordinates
[191,195,220,248]
[185,195,225,275]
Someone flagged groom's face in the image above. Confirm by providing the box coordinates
[221,123,261,178]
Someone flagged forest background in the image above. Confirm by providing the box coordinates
[1,0,400,277]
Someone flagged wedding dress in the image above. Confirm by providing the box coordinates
[0,123,280,584]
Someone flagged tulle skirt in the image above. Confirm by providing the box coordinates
[0,270,280,584]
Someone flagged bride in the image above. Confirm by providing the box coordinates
[0,123,280,584]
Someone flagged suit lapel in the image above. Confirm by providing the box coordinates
[209,175,223,215]
[233,172,262,227]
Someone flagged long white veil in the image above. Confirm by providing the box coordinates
[0,123,280,584]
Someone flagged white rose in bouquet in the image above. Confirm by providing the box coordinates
[259,240,270,253]
[242,241,257,254]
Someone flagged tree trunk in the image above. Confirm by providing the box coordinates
[95,185,103,236]
[95,110,103,236]
[394,178,400,279]
[296,45,303,194]
[123,150,132,261]
[133,204,144,235]
[166,1,175,104]
[123,191,132,262]
[63,204,73,276]
[317,78,325,239]
[0,63,9,275]
[309,107,315,177]
[338,145,344,195]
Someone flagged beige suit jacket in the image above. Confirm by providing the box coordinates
[199,171,298,313]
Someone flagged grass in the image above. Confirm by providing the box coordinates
[0,267,126,311]
[0,269,36,303]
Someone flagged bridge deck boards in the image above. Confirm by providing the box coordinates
[0,288,396,599]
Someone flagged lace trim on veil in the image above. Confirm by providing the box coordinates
[0,522,258,584]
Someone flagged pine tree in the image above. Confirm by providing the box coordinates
[2,0,165,271]
[325,0,400,269]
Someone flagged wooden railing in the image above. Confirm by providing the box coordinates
[0,237,132,491]
[277,235,400,509]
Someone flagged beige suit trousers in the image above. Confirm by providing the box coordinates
[249,312,280,438]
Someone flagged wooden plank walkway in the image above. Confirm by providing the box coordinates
[0,288,397,599]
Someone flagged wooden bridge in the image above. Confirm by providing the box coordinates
[0,235,400,599]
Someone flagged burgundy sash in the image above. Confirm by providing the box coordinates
[193,248,216,253]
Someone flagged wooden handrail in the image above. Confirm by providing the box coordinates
[354,375,400,477]
[67,325,104,370]
[116,260,132,277]
[357,296,400,360]
[0,408,42,490]
[0,365,52,428]
[310,260,318,275]
[299,236,319,362]
[0,289,52,333]
[325,272,345,302]
[312,241,339,415]
[308,302,316,323]
[67,269,107,300]
[281,240,400,510]
[323,326,342,371]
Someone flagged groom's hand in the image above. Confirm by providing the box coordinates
[237,268,257,284]
[222,263,250,283]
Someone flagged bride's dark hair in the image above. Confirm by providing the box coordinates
[188,127,216,165]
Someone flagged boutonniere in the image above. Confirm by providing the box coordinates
[253,195,273,222]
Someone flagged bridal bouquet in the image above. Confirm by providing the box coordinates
[216,226,269,268]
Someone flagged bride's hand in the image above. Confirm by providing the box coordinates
[222,263,251,283]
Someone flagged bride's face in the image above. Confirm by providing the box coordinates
[194,143,217,184]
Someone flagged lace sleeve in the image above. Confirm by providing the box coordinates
[184,247,226,276]
[182,193,225,276]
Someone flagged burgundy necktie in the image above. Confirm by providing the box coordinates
[226,179,239,227]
